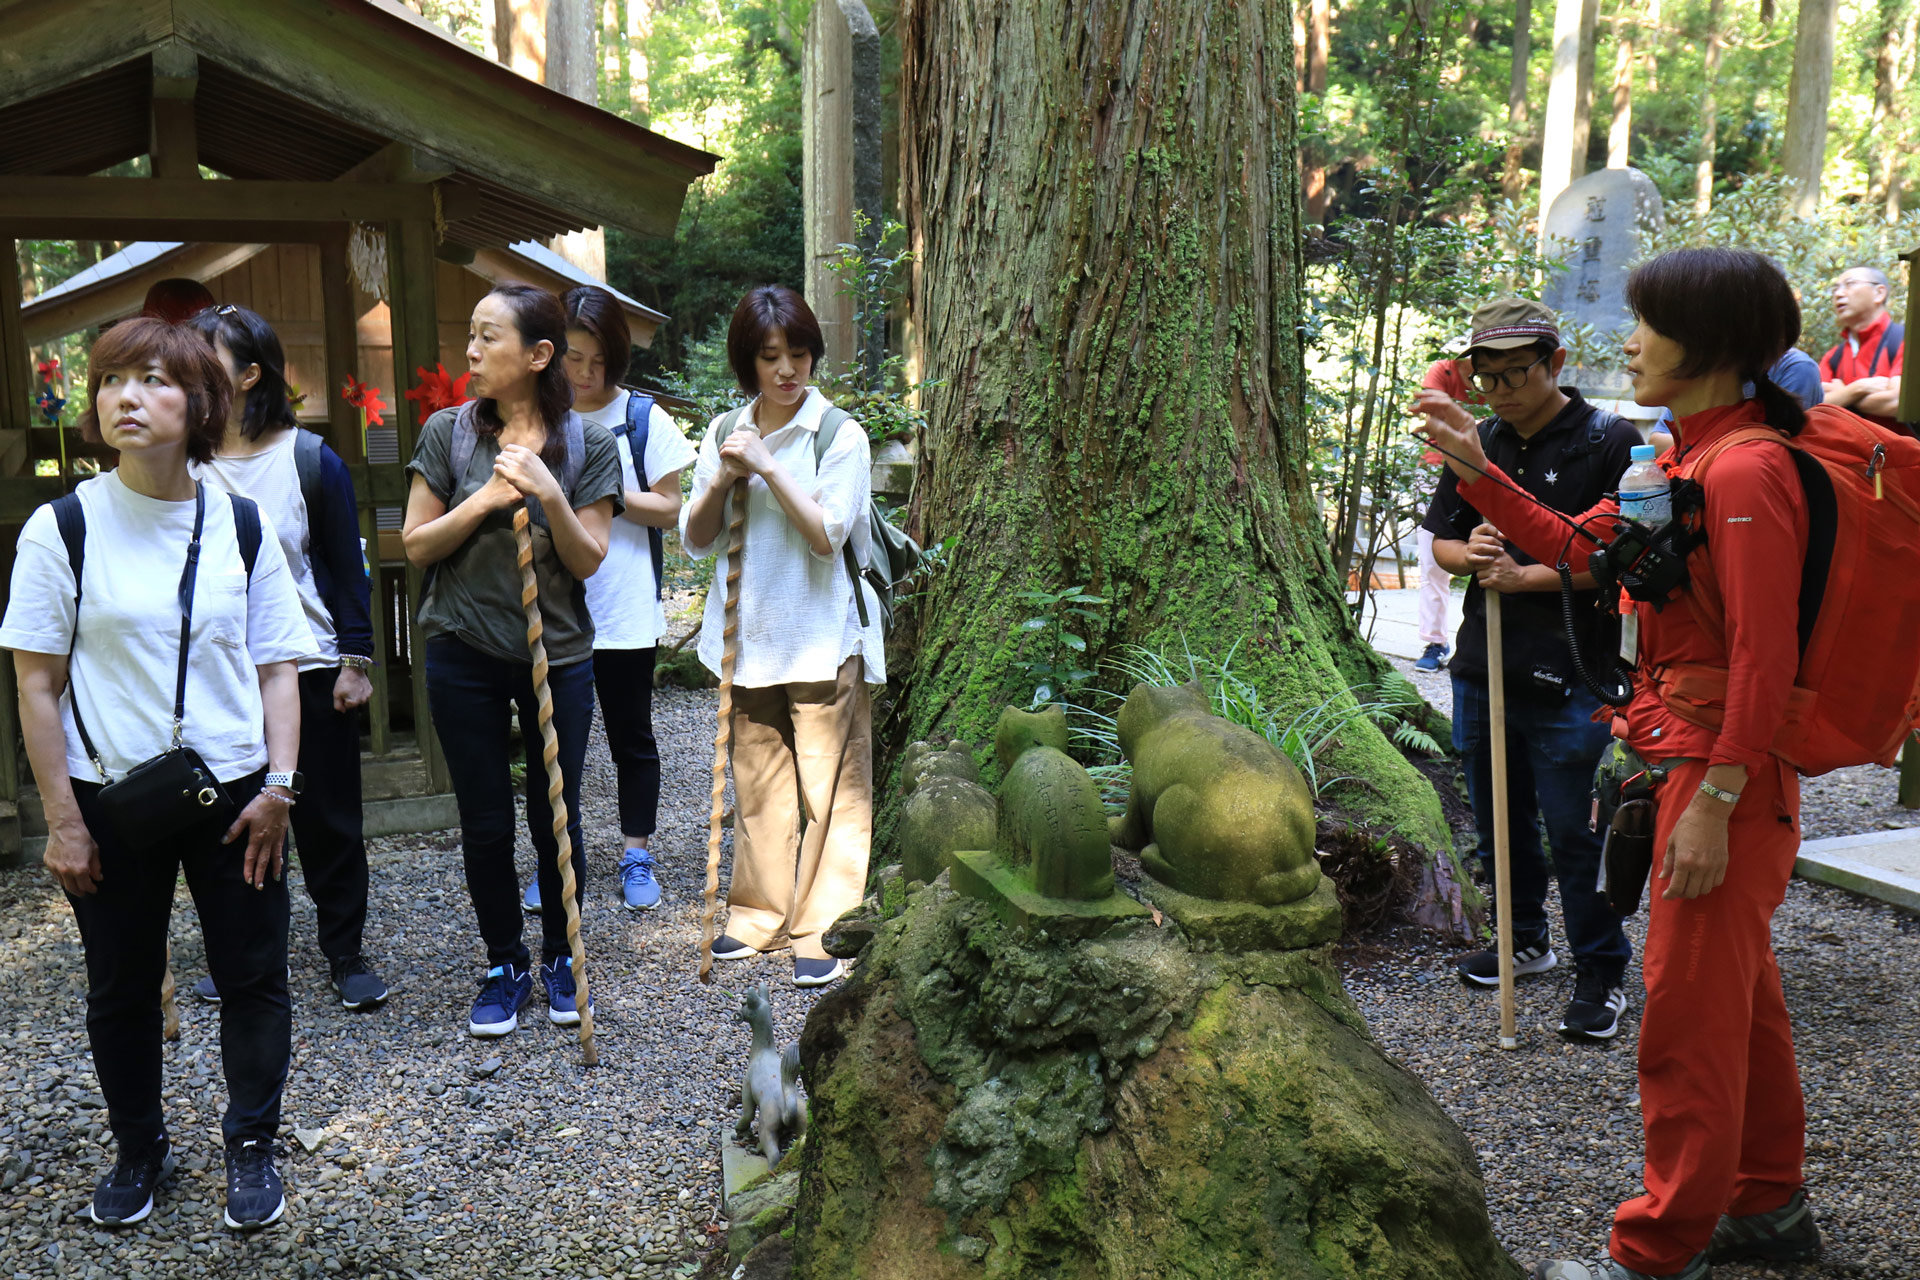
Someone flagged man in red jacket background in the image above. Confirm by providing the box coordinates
[1819,266,1903,429]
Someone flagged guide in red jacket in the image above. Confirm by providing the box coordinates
[1414,248,1820,1280]
[1819,265,1903,429]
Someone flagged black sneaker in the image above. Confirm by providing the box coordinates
[1559,968,1629,1041]
[222,1138,286,1231]
[89,1135,175,1226]
[1709,1187,1821,1264]
[192,975,221,1004]
[1456,938,1557,987]
[710,934,759,961]
[331,957,389,1011]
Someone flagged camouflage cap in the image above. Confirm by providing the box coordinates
[1467,297,1560,352]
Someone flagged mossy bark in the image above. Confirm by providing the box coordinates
[893,0,1444,848]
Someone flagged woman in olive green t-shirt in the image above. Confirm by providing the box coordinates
[402,283,622,1040]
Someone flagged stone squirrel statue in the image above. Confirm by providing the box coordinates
[1114,683,1321,905]
[993,706,1113,900]
[735,985,806,1164]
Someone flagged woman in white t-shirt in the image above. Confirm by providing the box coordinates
[681,285,883,988]
[562,286,698,913]
[0,317,314,1232]
[186,303,386,1012]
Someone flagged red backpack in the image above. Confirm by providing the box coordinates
[1650,404,1920,776]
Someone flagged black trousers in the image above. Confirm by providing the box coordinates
[291,666,369,968]
[68,769,290,1151]
[425,636,592,969]
[592,646,660,840]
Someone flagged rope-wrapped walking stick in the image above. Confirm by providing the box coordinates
[700,424,757,983]
[161,943,180,1041]
[1486,590,1519,1051]
[513,505,597,1066]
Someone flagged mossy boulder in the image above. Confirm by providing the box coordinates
[791,881,1522,1280]
[1114,682,1320,906]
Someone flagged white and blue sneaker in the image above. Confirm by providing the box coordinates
[468,964,532,1038]
[522,879,542,913]
[541,956,593,1026]
[619,847,661,911]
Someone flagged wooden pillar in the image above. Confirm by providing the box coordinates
[323,231,390,757]
[386,216,448,792]
[0,239,30,438]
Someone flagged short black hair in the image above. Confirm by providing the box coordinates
[726,286,825,396]
[1627,248,1804,435]
[186,304,300,441]
[562,285,632,388]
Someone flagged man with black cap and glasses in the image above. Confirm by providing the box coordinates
[1417,298,1642,1041]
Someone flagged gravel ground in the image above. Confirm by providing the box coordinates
[0,639,1912,1279]
[0,682,819,1280]
[1378,653,1920,1277]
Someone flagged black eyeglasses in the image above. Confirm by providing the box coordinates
[1468,351,1551,393]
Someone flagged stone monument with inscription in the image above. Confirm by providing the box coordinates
[1541,167,1665,399]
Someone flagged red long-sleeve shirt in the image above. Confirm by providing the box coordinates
[1457,401,1807,770]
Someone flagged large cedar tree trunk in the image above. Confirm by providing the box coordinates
[893,0,1448,849]
[1781,0,1840,216]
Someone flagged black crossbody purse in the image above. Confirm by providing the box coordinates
[71,485,234,850]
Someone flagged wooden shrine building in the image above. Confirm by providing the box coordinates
[0,0,717,858]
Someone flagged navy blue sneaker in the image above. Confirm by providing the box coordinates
[794,957,847,987]
[468,964,533,1038]
[192,975,221,1004]
[542,956,593,1026]
[1413,643,1449,672]
[90,1135,175,1226]
[620,847,661,911]
[523,879,542,913]
[222,1138,285,1231]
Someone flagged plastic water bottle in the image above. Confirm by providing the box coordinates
[1617,444,1670,525]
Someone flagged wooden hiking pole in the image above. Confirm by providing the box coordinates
[160,943,180,1041]
[513,505,597,1066]
[1484,590,1519,1050]
[700,423,757,984]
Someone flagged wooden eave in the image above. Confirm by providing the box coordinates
[0,0,718,242]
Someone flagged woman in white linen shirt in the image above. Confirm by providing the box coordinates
[681,285,883,987]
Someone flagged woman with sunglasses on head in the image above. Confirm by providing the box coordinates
[1416,249,1820,1280]
[185,304,385,1012]
[557,285,697,913]
[403,283,623,1038]
[681,285,884,989]
[0,318,314,1232]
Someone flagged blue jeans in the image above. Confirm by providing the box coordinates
[1452,674,1632,981]
[426,636,594,969]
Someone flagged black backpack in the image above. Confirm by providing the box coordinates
[610,391,666,601]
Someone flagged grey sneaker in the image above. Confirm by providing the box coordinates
[1532,1252,1708,1280]
[1709,1188,1820,1264]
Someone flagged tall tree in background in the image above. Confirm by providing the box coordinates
[1781,0,1839,216]
[1570,0,1601,171]
[1303,0,1332,224]
[1606,0,1642,167]
[1696,0,1725,215]
[894,0,1445,843]
[1872,0,1919,219]
[1503,0,1533,198]
[1539,0,1587,237]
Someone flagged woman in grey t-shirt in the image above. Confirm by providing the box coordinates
[402,284,623,1039]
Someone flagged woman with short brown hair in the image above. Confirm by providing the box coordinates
[1,317,314,1232]
[681,284,882,987]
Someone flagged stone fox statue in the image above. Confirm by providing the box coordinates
[735,985,806,1164]
[993,706,1113,900]
[1115,683,1321,905]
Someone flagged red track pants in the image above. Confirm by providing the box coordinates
[1609,756,1806,1275]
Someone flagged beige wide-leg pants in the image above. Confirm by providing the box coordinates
[726,656,872,960]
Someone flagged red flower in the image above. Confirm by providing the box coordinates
[404,363,474,416]
[342,376,388,428]
[36,356,61,381]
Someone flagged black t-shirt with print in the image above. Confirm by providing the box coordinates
[1421,389,1640,694]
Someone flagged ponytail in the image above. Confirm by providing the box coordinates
[1750,369,1807,438]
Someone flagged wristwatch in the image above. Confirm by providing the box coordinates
[338,654,375,671]
[264,771,304,796]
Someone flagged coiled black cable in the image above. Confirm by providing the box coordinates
[1559,563,1635,707]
